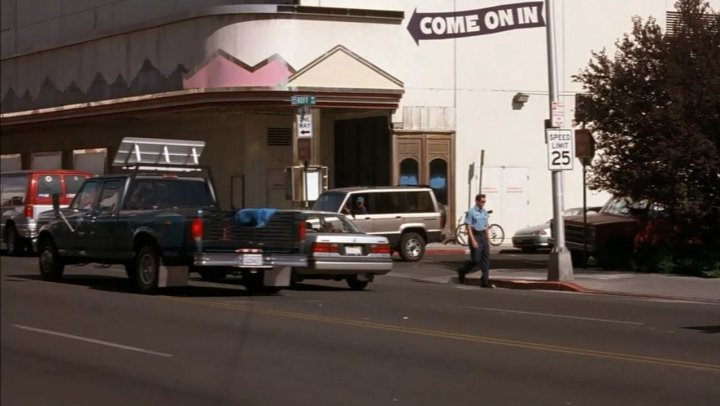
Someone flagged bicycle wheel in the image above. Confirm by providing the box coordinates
[488,224,505,246]
[455,225,469,246]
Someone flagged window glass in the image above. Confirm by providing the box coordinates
[405,191,434,213]
[602,198,649,216]
[153,179,214,209]
[1,154,22,172]
[98,180,122,212]
[70,181,101,211]
[125,180,155,210]
[36,175,61,198]
[305,213,361,234]
[312,192,345,212]
[347,193,370,215]
[429,159,448,205]
[31,152,62,170]
[371,192,403,214]
[64,175,88,198]
[399,159,419,186]
[1,175,28,206]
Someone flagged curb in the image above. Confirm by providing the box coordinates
[460,276,720,303]
[425,249,468,255]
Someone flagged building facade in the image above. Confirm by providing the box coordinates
[2,0,713,237]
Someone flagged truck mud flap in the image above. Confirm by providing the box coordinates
[159,263,189,287]
[264,266,291,287]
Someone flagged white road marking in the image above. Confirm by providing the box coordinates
[12,324,173,357]
[464,306,644,326]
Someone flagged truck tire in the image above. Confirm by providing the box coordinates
[346,275,369,291]
[399,232,425,262]
[5,224,25,256]
[135,245,160,294]
[198,269,228,282]
[38,237,64,281]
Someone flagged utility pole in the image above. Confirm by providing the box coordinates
[545,0,574,281]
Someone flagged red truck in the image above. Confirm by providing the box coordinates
[559,197,663,268]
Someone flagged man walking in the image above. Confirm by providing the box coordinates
[457,194,494,288]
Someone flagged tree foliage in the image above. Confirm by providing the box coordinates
[574,0,720,216]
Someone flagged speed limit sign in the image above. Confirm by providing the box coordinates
[546,129,574,171]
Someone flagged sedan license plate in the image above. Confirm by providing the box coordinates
[240,254,263,266]
[345,246,363,256]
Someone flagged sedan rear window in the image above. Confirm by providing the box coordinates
[305,214,361,234]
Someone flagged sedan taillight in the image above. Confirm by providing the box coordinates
[369,244,390,254]
[311,242,338,253]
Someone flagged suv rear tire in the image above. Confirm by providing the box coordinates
[399,232,425,262]
[5,224,25,256]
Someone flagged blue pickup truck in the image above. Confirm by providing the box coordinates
[35,138,307,294]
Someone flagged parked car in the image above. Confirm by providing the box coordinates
[312,186,445,262]
[1,169,91,255]
[290,210,392,290]
[512,206,601,252]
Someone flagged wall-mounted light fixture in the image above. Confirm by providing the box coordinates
[512,92,530,110]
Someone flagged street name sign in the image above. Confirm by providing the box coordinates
[546,128,574,171]
[291,95,316,106]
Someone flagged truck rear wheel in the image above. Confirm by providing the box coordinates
[135,245,159,294]
[38,237,64,281]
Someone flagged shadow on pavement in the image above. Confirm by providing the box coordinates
[9,274,258,297]
[288,282,360,292]
[683,325,720,334]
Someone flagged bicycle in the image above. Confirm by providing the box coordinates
[454,210,505,247]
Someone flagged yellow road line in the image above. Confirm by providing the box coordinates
[164,296,720,373]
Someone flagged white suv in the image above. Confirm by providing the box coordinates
[312,186,445,261]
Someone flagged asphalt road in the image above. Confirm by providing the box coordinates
[2,253,719,406]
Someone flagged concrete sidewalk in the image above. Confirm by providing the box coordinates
[462,268,720,303]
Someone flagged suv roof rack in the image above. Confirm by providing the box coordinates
[112,137,205,171]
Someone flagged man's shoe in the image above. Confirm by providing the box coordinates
[457,269,466,284]
[481,282,496,289]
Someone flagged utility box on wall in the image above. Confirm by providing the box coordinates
[285,165,328,203]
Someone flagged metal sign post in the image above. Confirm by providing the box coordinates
[545,0,574,281]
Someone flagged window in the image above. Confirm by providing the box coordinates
[31,152,62,170]
[64,175,87,198]
[125,178,214,210]
[1,174,28,206]
[399,159,419,186]
[98,180,122,213]
[405,191,434,213]
[305,214,361,234]
[313,192,346,212]
[1,154,22,172]
[70,181,101,211]
[74,149,107,175]
[371,192,403,214]
[429,159,448,205]
[36,175,61,198]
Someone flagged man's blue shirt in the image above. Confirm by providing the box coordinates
[465,206,488,232]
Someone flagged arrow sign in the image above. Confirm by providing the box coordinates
[407,2,545,45]
[297,114,312,139]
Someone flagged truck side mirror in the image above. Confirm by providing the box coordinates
[52,193,60,216]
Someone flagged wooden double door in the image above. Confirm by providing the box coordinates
[393,132,455,233]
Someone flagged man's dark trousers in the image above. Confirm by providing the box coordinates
[459,230,490,285]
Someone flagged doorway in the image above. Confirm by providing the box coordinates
[334,116,391,187]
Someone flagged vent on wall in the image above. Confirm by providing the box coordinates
[267,128,292,146]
